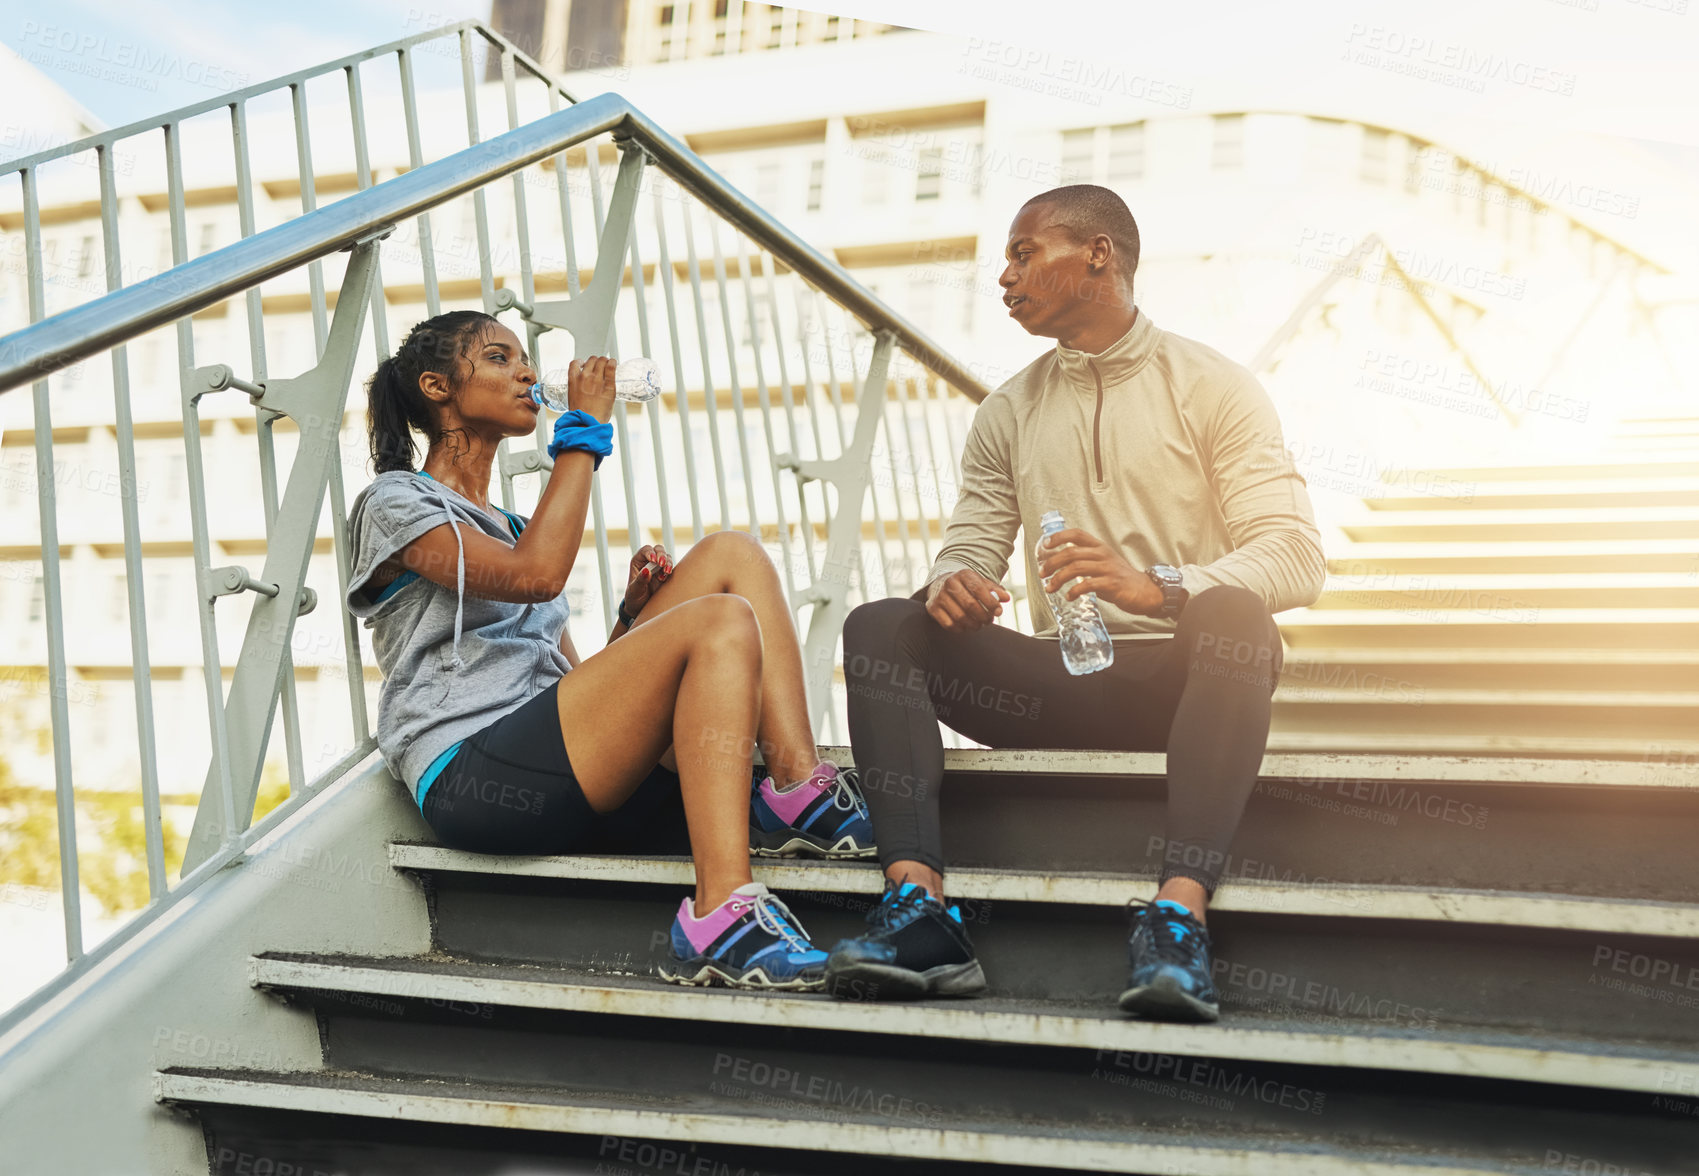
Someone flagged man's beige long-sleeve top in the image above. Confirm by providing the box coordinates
[927,309,1327,641]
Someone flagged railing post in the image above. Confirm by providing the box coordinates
[180,232,388,874]
[780,330,895,733]
[492,138,648,358]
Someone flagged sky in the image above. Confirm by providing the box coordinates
[6,0,1698,150]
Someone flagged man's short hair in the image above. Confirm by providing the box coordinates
[1020,185,1141,286]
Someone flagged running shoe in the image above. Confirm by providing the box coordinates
[659,881,827,991]
[825,879,987,1001]
[749,761,876,860]
[1118,898,1220,1022]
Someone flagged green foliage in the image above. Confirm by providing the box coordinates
[0,746,295,916]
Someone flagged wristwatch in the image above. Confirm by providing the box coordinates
[1144,564,1189,617]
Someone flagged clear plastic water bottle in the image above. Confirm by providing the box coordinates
[530,357,664,410]
[1036,509,1114,675]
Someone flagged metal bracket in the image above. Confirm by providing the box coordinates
[792,330,897,731]
[181,237,382,874]
[201,565,316,614]
[486,143,647,359]
[499,446,552,478]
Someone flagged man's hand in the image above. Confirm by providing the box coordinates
[925,568,1012,633]
[1037,528,1165,615]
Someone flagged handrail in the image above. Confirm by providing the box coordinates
[0,20,572,177]
[0,95,991,403]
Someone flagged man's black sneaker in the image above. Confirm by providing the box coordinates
[825,880,988,1001]
[1117,898,1220,1022]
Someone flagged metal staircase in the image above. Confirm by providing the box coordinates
[2,22,1696,1176]
[154,744,1699,1175]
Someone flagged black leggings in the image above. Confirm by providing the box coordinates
[420,680,692,856]
[842,585,1282,895]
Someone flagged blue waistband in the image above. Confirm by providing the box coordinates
[414,740,465,809]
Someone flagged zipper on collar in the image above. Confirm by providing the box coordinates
[1087,359,1105,485]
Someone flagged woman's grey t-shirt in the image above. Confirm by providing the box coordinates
[345,471,572,790]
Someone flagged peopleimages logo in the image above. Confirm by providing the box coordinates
[17,22,252,93]
[1342,24,1578,97]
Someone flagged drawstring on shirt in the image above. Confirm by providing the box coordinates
[418,474,466,670]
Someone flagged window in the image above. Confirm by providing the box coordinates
[767,11,783,48]
[197,221,217,257]
[110,571,128,625]
[905,272,937,334]
[165,453,187,502]
[76,235,97,278]
[655,3,677,58]
[742,292,773,349]
[1360,127,1389,185]
[862,146,890,206]
[1060,128,1095,182]
[806,157,825,212]
[756,161,782,209]
[1211,114,1244,171]
[714,0,729,15]
[1404,141,1426,195]
[1107,123,1144,183]
[28,575,44,623]
[916,148,943,201]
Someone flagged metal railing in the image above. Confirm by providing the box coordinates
[0,22,988,1034]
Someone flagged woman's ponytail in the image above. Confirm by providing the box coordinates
[365,310,501,475]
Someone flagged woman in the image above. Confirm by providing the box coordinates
[344,310,873,992]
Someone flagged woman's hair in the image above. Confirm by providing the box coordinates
[365,310,501,474]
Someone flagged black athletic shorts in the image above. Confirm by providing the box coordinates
[419,680,692,856]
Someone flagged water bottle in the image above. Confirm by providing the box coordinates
[530,357,664,410]
[1036,509,1114,675]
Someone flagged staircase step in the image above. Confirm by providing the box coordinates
[1276,607,1699,648]
[1261,730,1699,758]
[386,848,1699,938]
[1378,460,1699,483]
[154,1065,1699,1175]
[1361,478,1699,512]
[1326,539,1699,574]
[835,748,1696,896]
[1279,689,1699,708]
[1282,648,1699,693]
[250,953,1699,1096]
[819,748,1699,788]
[1269,691,1699,747]
[402,863,1699,1045]
[1312,572,1699,611]
[1337,507,1699,542]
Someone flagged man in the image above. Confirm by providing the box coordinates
[824,184,1327,1021]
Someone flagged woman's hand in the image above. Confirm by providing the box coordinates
[621,543,674,622]
[568,356,617,422]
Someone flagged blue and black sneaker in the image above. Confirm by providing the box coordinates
[659,882,827,991]
[749,761,877,860]
[825,880,987,1001]
[1118,898,1220,1022]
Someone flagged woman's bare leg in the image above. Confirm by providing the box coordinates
[631,529,818,786]
[554,593,763,911]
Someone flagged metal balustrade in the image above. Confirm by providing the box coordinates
[0,20,988,1033]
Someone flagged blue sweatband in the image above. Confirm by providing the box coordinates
[547,408,614,469]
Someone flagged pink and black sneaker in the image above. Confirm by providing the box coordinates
[659,882,828,990]
[749,762,877,860]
